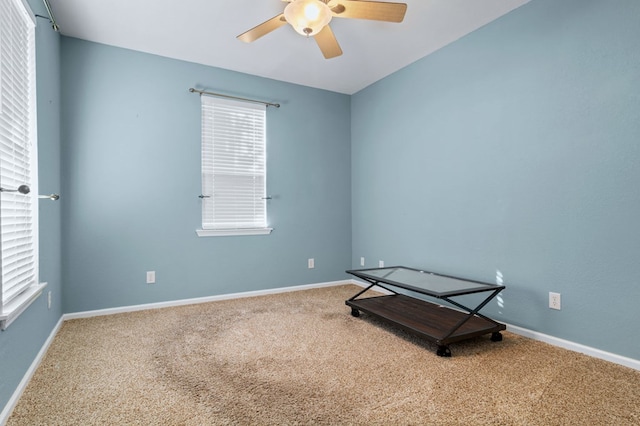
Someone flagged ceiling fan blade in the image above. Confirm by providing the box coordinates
[331,0,407,23]
[237,14,288,43]
[314,25,343,59]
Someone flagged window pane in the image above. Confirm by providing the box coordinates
[201,96,267,230]
[0,0,38,309]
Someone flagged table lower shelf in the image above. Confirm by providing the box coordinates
[346,294,505,347]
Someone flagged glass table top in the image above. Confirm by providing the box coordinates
[346,266,504,298]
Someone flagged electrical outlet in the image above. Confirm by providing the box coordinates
[308,258,315,269]
[379,260,384,268]
[549,292,561,310]
[146,271,156,284]
[47,291,52,309]
[360,257,365,266]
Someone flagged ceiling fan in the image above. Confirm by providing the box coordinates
[237,0,407,59]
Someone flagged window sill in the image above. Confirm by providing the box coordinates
[196,228,273,237]
[0,282,47,330]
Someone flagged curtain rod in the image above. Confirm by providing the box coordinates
[41,0,59,31]
[189,88,280,108]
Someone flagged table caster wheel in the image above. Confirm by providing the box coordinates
[436,346,451,357]
[491,332,503,342]
[350,308,360,317]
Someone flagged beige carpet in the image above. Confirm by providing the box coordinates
[8,285,640,425]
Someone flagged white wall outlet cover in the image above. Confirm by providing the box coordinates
[549,292,561,310]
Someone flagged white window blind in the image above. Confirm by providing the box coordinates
[0,0,39,313]
[200,96,270,234]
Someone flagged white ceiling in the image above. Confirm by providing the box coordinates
[49,0,530,95]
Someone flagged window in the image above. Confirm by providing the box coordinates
[0,0,43,330]
[197,96,272,237]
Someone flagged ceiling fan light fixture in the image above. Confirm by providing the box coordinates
[284,0,332,37]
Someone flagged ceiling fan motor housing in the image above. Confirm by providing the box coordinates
[284,0,333,37]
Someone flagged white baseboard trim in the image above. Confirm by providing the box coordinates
[0,316,64,426]
[64,279,354,320]
[506,324,640,371]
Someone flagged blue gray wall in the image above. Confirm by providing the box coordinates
[0,0,63,414]
[60,38,352,313]
[351,0,640,360]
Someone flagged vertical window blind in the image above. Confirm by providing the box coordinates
[0,0,38,310]
[201,96,268,230]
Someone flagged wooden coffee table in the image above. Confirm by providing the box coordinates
[346,266,506,357]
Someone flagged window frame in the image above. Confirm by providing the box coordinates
[196,95,272,237]
[0,0,44,330]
